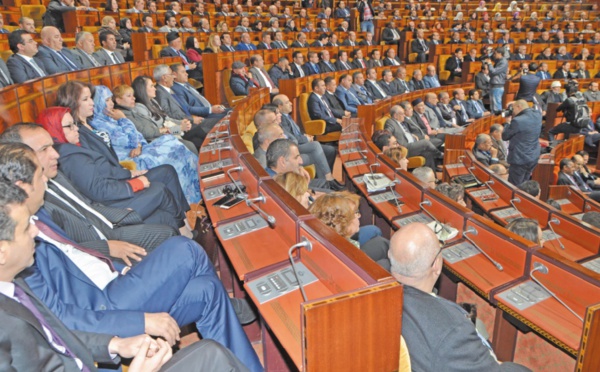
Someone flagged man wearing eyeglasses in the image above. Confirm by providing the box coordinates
[388,223,531,372]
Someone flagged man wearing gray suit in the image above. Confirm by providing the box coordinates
[0,59,14,88]
[71,31,102,68]
[6,30,48,83]
[389,223,530,372]
[0,124,178,266]
[93,32,126,65]
[35,26,82,74]
[384,105,440,169]
[248,54,279,95]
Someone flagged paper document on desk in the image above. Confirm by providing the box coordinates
[363,173,393,193]
[427,221,459,242]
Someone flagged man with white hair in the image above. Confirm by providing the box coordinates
[388,223,531,372]
[72,31,102,68]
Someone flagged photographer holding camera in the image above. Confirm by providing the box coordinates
[547,80,593,143]
[484,47,508,115]
[502,100,543,185]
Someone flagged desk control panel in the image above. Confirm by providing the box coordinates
[470,189,496,198]
[370,190,401,203]
[554,198,571,206]
[339,138,362,145]
[542,230,562,242]
[200,140,231,153]
[199,159,233,173]
[395,213,432,227]
[582,257,600,273]
[217,215,269,240]
[445,163,464,169]
[340,147,364,155]
[497,281,552,311]
[247,262,318,304]
[572,213,585,220]
[345,159,369,167]
[203,182,243,201]
[492,208,521,222]
[442,241,480,264]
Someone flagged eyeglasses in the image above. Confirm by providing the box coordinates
[430,248,442,267]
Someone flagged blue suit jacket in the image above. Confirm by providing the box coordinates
[423,75,441,88]
[34,45,81,75]
[307,92,338,130]
[464,99,487,119]
[235,42,257,51]
[171,82,211,117]
[6,54,47,84]
[335,85,361,114]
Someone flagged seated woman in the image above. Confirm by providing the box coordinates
[274,171,311,209]
[119,17,134,47]
[384,147,409,171]
[309,191,390,270]
[435,182,467,207]
[204,33,222,53]
[91,85,201,204]
[120,76,198,153]
[46,83,193,237]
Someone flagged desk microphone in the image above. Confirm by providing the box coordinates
[211,129,230,140]
[419,199,450,241]
[288,237,313,302]
[484,179,498,198]
[547,217,565,250]
[245,193,276,226]
[217,144,232,164]
[530,262,583,322]
[463,226,503,271]
[466,166,480,183]
[458,155,466,165]
[342,121,360,133]
[388,179,402,213]
[509,197,523,217]
[226,166,245,196]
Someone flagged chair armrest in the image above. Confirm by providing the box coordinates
[304,165,316,180]
[303,119,327,135]
[407,156,426,169]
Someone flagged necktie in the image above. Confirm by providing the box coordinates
[421,39,428,52]
[285,114,302,136]
[359,86,371,103]
[313,63,320,74]
[185,84,211,107]
[474,101,482,114]
[35,219,116,272]
[360,59,365,68]
[13,285,89,371]
[420,114,432,133]
[373,81,387,98]
[29,58,46,77]
[265,43,271,50]
[343,61,351,70]
[176,50,189,65]
[401,122,415,143]
[85,52,100,67]
[110,52,120,65]
[57,50,78,70]
[459,102,468,121]
[321,96,334,117]
[574,173,591,191]
[297,65,304,77]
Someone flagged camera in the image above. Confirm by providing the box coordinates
[501,105,514,118]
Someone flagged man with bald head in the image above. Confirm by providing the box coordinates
[389,223,530,371]
[35,26,83,74]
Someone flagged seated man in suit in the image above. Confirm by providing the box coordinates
[323,76,351,118]
[411,29,430,63]
[535,62,552,80]
[310,33,329,47]
[408,69,425,92]
[449,88,474,126]
[235,33,257,51]
[290,32,308,48]
[423,65,441,88]
[289,51,306,78]
[553,62,572,79]
[464,89,491,119]
[72,31,102,68]
[540,81,567,107]
[335,74,363,115]
[253,122,284,167]
[384,105,441,169]
[555,46,573,61]
[138,14,157,32]
[391,67,411,94]
[445,48,464,79]
[159,32,200,80]
[268,57,291,88]
[0,143,262,371]
[350,49,367,69]
[341,31,358,46]
[171,64,228,131]
[489,124,509,167]
[583,82,600,102]
[271,31,288,49]
[382,48,402,66]
[437,91,460,128]
[6,30,48,83]
[93,32,126,66]
[366,49,383,68]
[571,61,590,79]
[424,92,453,129]
[334,50,353,71]
[358,31,374,46]
[510,45,531,61]
[307,78,343,133]
[382,21,401,44]
[557,158,600,202]
[0,181,250,372]
[319,50,337,73]
[379,69,399,96]
[365,68,389,100]
[389,223,531,372]
[473,133,499,166]
[303,52,322,76]
[229,60,258,96]
[248,55,279,94]
[35,26,82,74]
[219,33,236,52]
[0,124,178,266]
[351,71,375,104]
[411,98,445,150]
[157,14,179,33]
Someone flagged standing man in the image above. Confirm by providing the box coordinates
[502,100,542,186]
[484,47,508,115]
[357,0,375,34]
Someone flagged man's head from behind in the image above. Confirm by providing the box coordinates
[412,166,436,189]
[389,223,442,292]
[518,180,541,199]
[0,143,47,215]
[266,138,301,173]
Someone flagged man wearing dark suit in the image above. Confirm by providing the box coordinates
[424,92,453,128]
[271,31,288,49]
[0,58,14,88]
[256,32,273,50]
[290,33,308,48]
[0,147,262,372]
[323,77,350,118]
[6,31,48,84]
[35,27,82,74]
[472,134,499,166]
[358,32,374,46]
[408,70,425,92]
[450,88,474,126]
[364,68,389,100]
[334,51,353,71]
[93,32,126,66]
[137,15,157,32]
[515,63,542,102]
[379,69,399,96]
[384,105,440,169]
[303,52,322,76]
[382,21,401,44]
[310,33,329,47]
[229,61,258,96]
[411,29,430,63]
[490,124,509,167]
[553,62,572,79]
[510,45,531,61]
[335,74,362,115]
[318,50,337,73]
[367,49,383,68]
[556,158,600,201]
[341,31,358,46]
[383,48,402,66]
[445,48,464,79]
[571,61,590,79]
[464,89,490,119]
[307,78,343,133]
[290,51,306,78]
[389,223,531,372]
[351,49,368,70]
[438,91,459,127]
[268,57,291,88]
[391,67,411,94]
[351,71,375,104]
[412,98,445,150]
[71,31,102,68]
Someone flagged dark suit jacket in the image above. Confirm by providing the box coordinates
[553,68,571,79]
[323,92,346,118]
[379,80,398,96]
[303,62,321,76]
[319,60,337,73]
[229,73,256,96]
[473,147,497,166]
[557,172,579,187]
[0,59,14,87]
[464,99,487,119]
[256,41,272,50]
[290,41,308,48]
[268,65,289,88]
[35,45,82,74]
[270,40,288,49]
[382,56,402,66]
[42,0,76,31]
[154,84,191,120]
[408,78,425,91]
[0,279,115,371]
[92,48,126,66]
[366,58,382,68]
[6,54,47,84]
[365,79,387,99]
[290,63,305,78]
[137,26,157,32]
[307,92,340,132]
[219,44,236,52]
[515,73,542,101]
[571,70,590,79]
[334,59,352,71]
[351,58,367,69]
[391,78,411,94]
[382,27,401,44]
[445,56,463,78]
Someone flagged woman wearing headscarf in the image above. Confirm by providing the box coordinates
[90,85,201,204]
[119,17,135,46]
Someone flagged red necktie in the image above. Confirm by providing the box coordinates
[35,220,116,272]
[420,114,432,134]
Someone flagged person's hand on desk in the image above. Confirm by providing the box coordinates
[107,240,147,266]
[144,313,181,346]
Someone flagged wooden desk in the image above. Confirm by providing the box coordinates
[548,185,586,215]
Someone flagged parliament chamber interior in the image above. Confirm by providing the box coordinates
[2,0,600,370]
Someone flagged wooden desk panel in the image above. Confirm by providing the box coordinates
[548,185,586,215]
[0,88,21,132]
[544,212,600,262]
[422,189,472,235]
[512,190,551,229]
